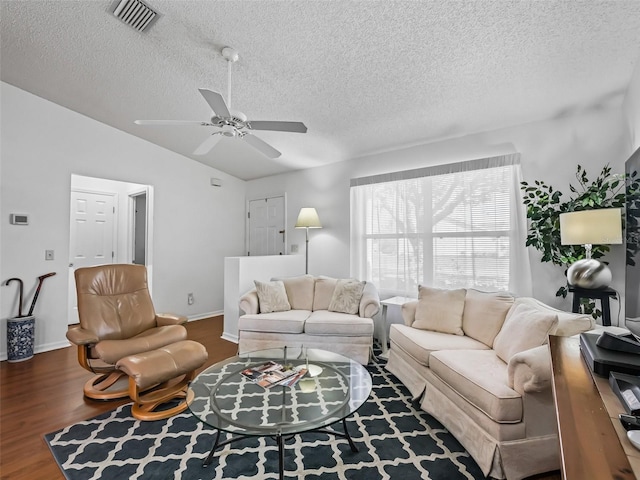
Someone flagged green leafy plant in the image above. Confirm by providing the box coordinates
[521,164,640,317]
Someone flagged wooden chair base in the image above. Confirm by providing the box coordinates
[83,371,130,400]
[129,372,195,421]
[131,387,195,421]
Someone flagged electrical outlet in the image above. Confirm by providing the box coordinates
[45,250,54,260]
[187,293,194,305]
[291,244,299,253]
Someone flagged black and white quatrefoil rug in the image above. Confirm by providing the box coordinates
[45,356,485,480]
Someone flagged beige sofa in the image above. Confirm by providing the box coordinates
[386,287,595,480]
[238,274,380,365]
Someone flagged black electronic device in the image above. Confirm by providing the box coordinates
[596,331,640,354]
[610,371,640,415]
[580,332,640,377]
[620,413,640,431]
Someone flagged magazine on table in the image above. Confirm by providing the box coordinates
[241,361,308,388]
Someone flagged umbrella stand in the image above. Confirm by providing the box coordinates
[6,316,35,362]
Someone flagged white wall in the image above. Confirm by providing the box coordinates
[624,52,640,152]
[622,52,640,334]
[0,82,247,358]
[247,104,631,317]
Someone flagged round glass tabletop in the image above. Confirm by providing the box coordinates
[187,346,372,437]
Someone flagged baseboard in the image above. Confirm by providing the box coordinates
[35,340,72,354]
[187,311,223,322]
[0,339,71,362]
[221,332,239,344]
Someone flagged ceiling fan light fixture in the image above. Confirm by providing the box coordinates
[221,124,236,137]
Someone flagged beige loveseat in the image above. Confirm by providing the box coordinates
[238,274,380,365]
[386,287,595,480]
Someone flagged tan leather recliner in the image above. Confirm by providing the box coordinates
[66,264,189,401]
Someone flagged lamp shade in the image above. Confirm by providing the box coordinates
[559,208,622,246]
[295,208,322,229]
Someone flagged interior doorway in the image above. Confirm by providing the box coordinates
[131,190,147,265]
[67,174,154,325]
[247,195,286,256]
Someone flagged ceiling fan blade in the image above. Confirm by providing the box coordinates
[248,121,307,133]
[198,89,231,118]
[193,134,223,155]
[135,120,211,126]
[243,133,282,158]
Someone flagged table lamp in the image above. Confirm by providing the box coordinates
[559,207,622,289]
[295,207,322,274]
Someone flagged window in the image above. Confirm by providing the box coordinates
[350,154,531,296]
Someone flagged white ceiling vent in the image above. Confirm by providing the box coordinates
[112,0,159,32]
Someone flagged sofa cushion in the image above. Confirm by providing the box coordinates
[328,279,366,314]
[255,280,291,313]
[493,302,558,363]
[462,289,515,347]
[313,276,338,311]
[430,349,522,423]
[238,310,310,334]
[389,323,489,367]
[305,310,374,336]
[281,275,315,311]
[413,286,466,335]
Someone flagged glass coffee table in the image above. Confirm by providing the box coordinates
[187,347,372,480]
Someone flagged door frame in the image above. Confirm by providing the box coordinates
[127,186,153,268]
[128,185,154,292]
[245,193,287,256]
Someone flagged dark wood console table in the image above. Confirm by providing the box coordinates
[549,335,639,479]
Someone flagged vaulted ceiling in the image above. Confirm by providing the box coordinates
[2,1,640,180]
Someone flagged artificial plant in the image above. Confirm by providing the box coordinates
[521,164,640,317]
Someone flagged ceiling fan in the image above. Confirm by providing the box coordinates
[134,47,307,158]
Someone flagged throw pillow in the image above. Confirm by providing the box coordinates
[462,289,515,347]
[328,279,366,315]
[313,276,338,311]
[493,301,559,363]
[254,280,291,314]
[413,286,466,335]
[279,275,315,311]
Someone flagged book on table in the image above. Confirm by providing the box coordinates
[241,361,308,388]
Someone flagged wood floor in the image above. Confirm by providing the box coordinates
[0,316,560,480]
[0,316,237,480]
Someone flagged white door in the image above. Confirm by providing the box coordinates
[248,196,285,255]
[67,191,116,324]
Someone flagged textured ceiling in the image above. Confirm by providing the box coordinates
[2,1,640,180]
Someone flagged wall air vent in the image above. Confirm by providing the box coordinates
[112,0,159,32]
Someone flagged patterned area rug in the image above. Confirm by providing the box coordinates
[45,356,486,480]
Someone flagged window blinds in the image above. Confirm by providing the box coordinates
[349,153,532,297]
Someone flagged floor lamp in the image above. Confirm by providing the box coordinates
[295,208,322,274]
